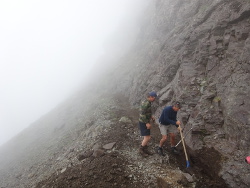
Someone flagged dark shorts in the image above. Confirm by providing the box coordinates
[138,122,150,136]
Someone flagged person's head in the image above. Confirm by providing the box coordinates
[173,101,181,111]
[147,91,157,102]
[245,156,250,164]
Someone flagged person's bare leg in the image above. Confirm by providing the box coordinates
[170,133,179,154]
[157,135,167,156]
[159,135,167,147]
[169,133,175,147]
[141,135,151,146]
[139,136,151,157]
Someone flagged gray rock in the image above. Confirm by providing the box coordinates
[61,168,67,173]
[119,117,132,124]
[92,149,105,158]
[182,172,194,183]
[103,142,116,150]
[93,143,101,150]
[77,150,94,161]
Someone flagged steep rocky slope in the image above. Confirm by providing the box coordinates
[0,93,227,188]
[93,0,250,187]
[0,0,250,187]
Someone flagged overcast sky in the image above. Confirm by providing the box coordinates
[0,0,144,146]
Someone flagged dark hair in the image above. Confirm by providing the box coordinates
[174,101,181,109]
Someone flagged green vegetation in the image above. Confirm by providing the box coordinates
[213,96,221,102]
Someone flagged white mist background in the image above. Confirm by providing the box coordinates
[0,0,144,146]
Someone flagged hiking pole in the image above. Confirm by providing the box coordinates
[175,127,193,147]
[179,124,190,168]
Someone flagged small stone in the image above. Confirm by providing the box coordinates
[56,157,62,161]
[93,143,101,150]
[28,173,34,178]
[61,168,67,173]
[93,149,105,157]
[77,150,94,161]
[128,174,133,178]
[119,117,132,124]
[103,142,116,150]
[183,173,194,183]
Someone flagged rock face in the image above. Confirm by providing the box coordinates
[96,0,250,187]
[0,0,249,188]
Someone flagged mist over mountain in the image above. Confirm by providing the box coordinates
[0,0,250,187]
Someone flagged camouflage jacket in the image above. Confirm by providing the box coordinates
[139,99,152,123]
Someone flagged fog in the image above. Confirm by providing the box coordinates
[0,0,145,146]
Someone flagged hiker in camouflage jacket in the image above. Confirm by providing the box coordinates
[138,91,157,157]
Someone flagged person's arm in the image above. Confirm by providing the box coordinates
[176,120,181,130]
[146,123,151,129]
[174,114,181,128]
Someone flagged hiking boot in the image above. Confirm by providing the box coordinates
[171,147,179,154]
[139,146,149,157]
[156,147,165,156]
[143,146,154,155]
